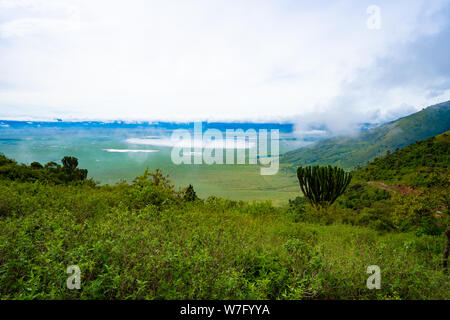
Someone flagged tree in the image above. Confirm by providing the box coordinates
[133,168,173,190]
[30,161,43,169]
[0,154,15,166]
[184,184,198,202]
[296,165,352,208]
[61,156,78,174]
[75,168,88,181]
[44,161,61,170]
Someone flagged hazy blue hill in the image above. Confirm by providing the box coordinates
[282,100,450,169]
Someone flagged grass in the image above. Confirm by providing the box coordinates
[166,164,299,205]
[0,140,300,205]
[1,128,449,300]
[0,179,448,300]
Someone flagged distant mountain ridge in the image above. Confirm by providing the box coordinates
[282,100,450,169]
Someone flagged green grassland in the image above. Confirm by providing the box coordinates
[0,179,448,299]
[165,164,299,206]
[0,130,449,299]
[0,135,300,205]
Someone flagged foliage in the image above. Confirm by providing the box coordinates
[287,197,308,222]
[0,154,91,185]
[336,183,391,210]
[355,131,449,188]
[297,166,352,208]
[126,168,181,210]
[61,156,79,174]
[1,127,449,299]
[184,184,198,202]
[0,175,449,300]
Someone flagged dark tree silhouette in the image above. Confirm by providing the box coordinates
[184,184,198,202]
[30,162,43,169]
[61,156,79,174]
[44,161,60,170]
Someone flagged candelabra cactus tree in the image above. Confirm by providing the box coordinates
[296,165,352,208]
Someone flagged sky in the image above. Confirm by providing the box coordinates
[0,0,450,135]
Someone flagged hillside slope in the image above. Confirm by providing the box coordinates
[282,101,450,169]
[335,130,449,234]
[354,130,449,188]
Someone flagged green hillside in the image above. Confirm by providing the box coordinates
[282,101,450,169]
[354,131,449,187]
[334,130,449,235]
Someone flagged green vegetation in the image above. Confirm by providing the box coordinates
[0,175,449,299]
[356,131,449,188]
[282,100,450,169]
[0,154,92,185]
[0,124,300,203]
[184,184,198,202]
[333,131,449,234]
[297,166,352,208]
[0,129,449,299]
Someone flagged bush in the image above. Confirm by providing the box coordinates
[0,162,448,300]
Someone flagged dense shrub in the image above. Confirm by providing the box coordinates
[0,154,91,185]
[0,168,448,300]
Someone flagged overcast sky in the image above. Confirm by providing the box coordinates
[0,0,449,134]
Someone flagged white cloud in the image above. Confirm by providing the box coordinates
[0,0,80,37]
[0,0,449,132]
[126,137,255,150]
